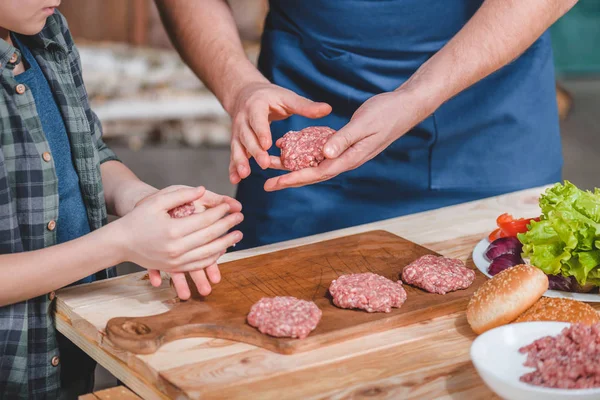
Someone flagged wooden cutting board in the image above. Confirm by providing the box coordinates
[105,230,485,355]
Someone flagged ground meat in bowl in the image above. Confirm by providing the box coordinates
[519,323,600,389]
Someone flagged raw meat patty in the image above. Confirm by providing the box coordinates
[401,254,475,295]
[329,272,407,313]
[247,296,322,339]
[278,126,336,171]
[168,202,195,218]
[519,323,600,389]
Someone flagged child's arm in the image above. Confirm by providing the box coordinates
[101,160,158,217]
[0,187,243,307]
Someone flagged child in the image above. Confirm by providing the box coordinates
[0,3,243,398]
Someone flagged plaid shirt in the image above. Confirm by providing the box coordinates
[0,12,117,399]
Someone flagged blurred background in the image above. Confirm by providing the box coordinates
[57,0,600,390]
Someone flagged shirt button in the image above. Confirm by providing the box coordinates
[9,53,18,63]
[51,356,60,367]
[47,220,56,231]
[48,291,56,301]
[15,84,26,95]
[42,152,52,162]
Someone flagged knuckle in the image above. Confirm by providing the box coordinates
[165,257,179,268]
[233,115,246,129]
[341,134,353,148]
[243,97,257,109]
[165,243,182,259]
[166,227,179,240]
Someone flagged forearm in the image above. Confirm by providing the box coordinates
[0,224,123,306]
[400,0,577,116]
[155,0,268,114]
[101,160,157,217]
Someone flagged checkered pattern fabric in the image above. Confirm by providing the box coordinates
[0,12,117,399]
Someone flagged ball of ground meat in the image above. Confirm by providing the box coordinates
[278,126,336,171]
[168,202,196,218]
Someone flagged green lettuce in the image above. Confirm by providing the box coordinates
[518,181,600,286]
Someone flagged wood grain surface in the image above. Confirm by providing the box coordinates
[79,386,142,400]
[57,186,591,399]
[105,231,485,355]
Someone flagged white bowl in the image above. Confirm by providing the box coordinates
[470,322,600,400]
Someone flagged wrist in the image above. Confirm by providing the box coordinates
[116,182,158,217]
[396,67,449,119]
[101,219,131,264]
[221,60,269,116]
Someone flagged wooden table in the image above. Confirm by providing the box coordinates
[80,386,142,400]
[57,185,570,399]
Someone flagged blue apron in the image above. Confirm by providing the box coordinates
[235,0,563,250]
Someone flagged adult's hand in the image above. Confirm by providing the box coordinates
[265,90,427,191]
[229,82,331,184]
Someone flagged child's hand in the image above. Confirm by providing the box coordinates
[117,186,243,298]
[136,185,242,299]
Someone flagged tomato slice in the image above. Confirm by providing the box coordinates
[488,228,503,242]
[489,213,540,240]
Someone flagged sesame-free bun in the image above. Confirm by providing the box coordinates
[466,264,548,334]
[515,297,599,325]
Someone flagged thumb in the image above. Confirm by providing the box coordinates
[284,94,332,119]
[156,186,206,211]
[323,123,362,159]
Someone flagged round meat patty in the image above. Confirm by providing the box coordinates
[168,202,195,218]
[247,296,322,339]
[329,272,407,313]
[401,254,475,295]
[278,126,336,171]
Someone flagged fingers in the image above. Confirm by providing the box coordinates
[189,269,212,296]
[275,138,283,148]
[173,203,232,237]
[323,122,368,159]
[230,138,249,182]
[248,103,272,150]
[148,269,162,287]
[239,123,271,170]
[205,263,221,284]
[171,272,191,300]
[264,156,351,191]
[200,190,242,213]
[283,93,332,119]
[179,212,243,253]
[156,187,206,212]
[268,156,286,170]
[177,252,224,295]
[177,231,243,265]
[223,197,242,213]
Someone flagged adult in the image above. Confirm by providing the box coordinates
[156,0,576,250]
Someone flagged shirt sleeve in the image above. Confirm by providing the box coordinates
[56,12,120,165]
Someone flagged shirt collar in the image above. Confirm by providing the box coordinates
[0,15,68,74]
[0,37,20,72]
